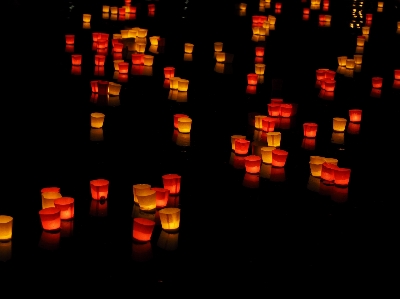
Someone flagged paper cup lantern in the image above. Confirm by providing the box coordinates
[149,36,159,45]
[247,74,258,85]
[178,79,189,92]
[39,208,61,231]
[142,55,153,66]
[267,104,281,117]
[170,77,181,89]
[394,70,400,80]
[239,3,247,10]
[41,191,62,209]
[103,5,110,13]
[234,139,250,155]
[262,118,275,132]
[321,162,339,182]
[54,197,74,220]
[255,64,265,75]
[164,67,175,78]
[184,43,194,53]
[372,77,383,88]
[162,174,181,195]
[260,147,276,164]
[353,55,363,65]
[136,189,157,211]
[255,47,265,57]
[231,135,246,150]
[254,115,267,129]
[65,35,75,45]
[110,7,118,14]
[159,208,180,231]
[0,216,13,241]
[151,188,169,209]
[83,14,91,23]
[133,218,155,242]
[332,118,347,132]
[346,59,355,69]
[337,56,347,67]
[71,55,82,66]
[133,184,151,204]
[334,168,351,186]
[91,113,105,128]
[349,109,362,122]
[357,36,365,47]
[95,55,106,66]
[267,132,281,147]
[173,114,188,129]
[309,160,324,177]
[117,62,128,74]
[177,117,192,133]
[215,52,226,63]
[108,82,121,96]
[303,123,318,138]
[280,104,292,117]
[214,42,223,52]
[244,155,261,173]
[90,179,109,200]
[271,149,288,167]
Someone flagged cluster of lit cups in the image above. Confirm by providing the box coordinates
[316,69,337,100]
[246,46,267,94]
[172,114,192,146]
[101,1,157,21]
[214,42,235,74]
[165,66,190,102]
[251,14,276,42]
[330,109,363,144]
[336,54,364,77]
[302,0,331,21]
[309,156,351,186]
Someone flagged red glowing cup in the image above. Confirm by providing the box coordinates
[71,54,82,66]
[97,80,109,95]
[321,162,339,182]
[90,179,109,200]
[151,188,170,209]
[244,155,261,174]
[174,114,188,129]
[118,62,129,74]
[39,208,61,231]
[164,67,175,78]
[133,218,155,242]
[303,123,318,138]
[262,118,275,132]
[90,80,98,93]
[372,77,383,88]
[234,139,250,155]
[65,35,75,45]
[268,104,281,117]
[280,104,293,117]
[247,74,258,85]
[132,53,144,65]
[95,55,106,66]
[255,47,265,57]
[349,109,362,122]
[162,174,181,195]
[271,149,288,167]
[334,168,351,186]
[54,197,74,220]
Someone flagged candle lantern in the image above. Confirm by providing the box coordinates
[95,55,106,66]
[184,43,194,53]
[321,162,339,182]
[304,8,310,14]
[247,74,258,85]
[357,36,365,47]
[267,104,281,117]
[103,5,110,13]
[255,47,265,57]
[149,36,159,46]
[303,123,318,138]
[108,82,121,96]
[97,81,108,95]
[136,43,146,53]
[178,79,189,92]
[110,7,118,14]
[324,70,335,80]
[137,29,148,38]
[349,109,362,122]
[174,114,188,129]
[244,155,261,173]
[334,168,351,186]
[254,115,267,130]
[346,59,355,69]
[54,197,74,220]
[366,14,373,22]
[362,26,370,35]
[133,218,155,242]
[260,147,276,164]
[159,208,180,231]
[90,81,98,93]
[170,77,181,89]
[234,139,250,155]
[65,35,75,45]
[151,188,169,209]
[137,189,157,211]
[39,208,61,231]
[324,80,336,91]
[231,135,246,150]
[267,132,281,147]
[83,14,91,22]
[133,184,151,204]
[177,117,192,133]
[162,174,181,195]
[118,62,129,74]
[132,54,144,65]
[280,104,292,117]
[215,52,225,63]
[255,64,265,75]
[309,160,324,177]
[113,42,123,53]
[372,77,383,88]
[91,113,105,128]
[354,55,363,65]
[332,117,347,132]
[337,56,347,67]
[239,3,247,10]
[119,7,125,15]
[143,55,154,66]
[42,191,62,209]
[90,179,109,200]
[0,216,13,241]
[214,42,223,52]
[164,67,175,78]
[271,149,288,167]
[71,55,82,66]
[262,118,275,132]
[394,70,400,80]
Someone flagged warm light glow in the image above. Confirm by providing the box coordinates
[133,184,151,204]
[346,59,355,69]
[177,117,192,133]
[170,77,181,89]
[95,55,106,66]
[337,56,347,67]
[267,104,281,117]
[231,135,246,151]
[133,218,155,242]
[304,8,310,14]
[54,197,74,220]
[159,208,180,231]
[98,81,109,95]
[149,36,160,46]
[332,117,347,132]
[316,69,327,80]
[347,122,360,134]
[90,128,104,141]
[103,5,110,13]
[362,26,370,35]
[353,54,363,65]
[110,7,118,14]
[255,47,265,57]
[137,189,157,211]
[65,34,75,45]
[303,123,318,138]
[184,43,194,53]
[90,179,109,200]
[91,112,105,128]
[357,36,366,47]
[372,77,383,88]
[118,62,129,74]
[42,191,62,209]
[234,139,250,155]
[309,160,324,177]
[178,79,189,92]
[271,149,288,167]
[247,74,258,85]
[321,162,339,182]
[255,64,265,75]
[143,55,154,66]
[151,188,169,209]
[334,168,351,186]
[0,216,13,241]
[39,208,61,231]
[164,67,175,79]
[244,155,261,173]
[215,52,226,63]
[162,174,181,195]
[280,104,293,117]
[260,146,276,164]
[262,117,275,132]
[83,14,91,23]
[109,82,122,96]
[239,3,247,10]
[349,109,362,122]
